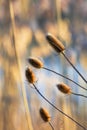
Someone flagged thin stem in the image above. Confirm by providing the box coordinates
[62,52,87,84]
[49,122,54,130]
[33,84,86,130]
[43,67,87,91]
[72,92,87,98]
[9,1,33,130]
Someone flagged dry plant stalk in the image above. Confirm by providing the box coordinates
[9,1,33,130]
[46,33,65,53]
[39,108,51,122]
[27,57,87,90]
[46,32,87,84]
[25,68,86,130]
[57,83,72,94]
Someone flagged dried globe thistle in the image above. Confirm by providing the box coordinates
[27,57,43,69]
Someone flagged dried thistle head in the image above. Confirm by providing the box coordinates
[46,33,65,53]
[27,57,43,69]
[39,107,51,122]
[56,83,71,94]
[25,67,36,84]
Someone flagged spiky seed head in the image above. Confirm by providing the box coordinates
[56,83,71,94]
[46,33,65,53]
[39,108,51,122]
[27,57,43,69]
[25,67,36,84]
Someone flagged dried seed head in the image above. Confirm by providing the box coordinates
[39,108,51,122]
[56,83,71,94]
[46,33,65,53]
[25,67,36,84]
[27,57,43,69]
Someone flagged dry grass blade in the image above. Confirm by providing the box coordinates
[9,0,33,130]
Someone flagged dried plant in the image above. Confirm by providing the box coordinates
[25,32,87,130]
[39,107,54,130]
[27,57,87,90]
[39,107,51,122]
[27,57,44,69]
[46,33,65,53]
[25,67,86,130]
[57,83,72,94]
[25,67,36,84]
[46,33,87,84]
[1,0,87,130]
[9,1,33,130]
[57,83,87,98]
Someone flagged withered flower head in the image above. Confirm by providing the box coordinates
[25,67,36,84]
[39,107,51,122]
[27,57,43,69]
[56,83,71,94]
[46,33,65,53]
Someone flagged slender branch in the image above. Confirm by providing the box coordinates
[72,92,87,98]
[33,84,86,130]
[62,52,87,84]
[43,67,87,91]
[49,122,54,130]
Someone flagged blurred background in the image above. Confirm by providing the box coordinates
[0,0,87,130]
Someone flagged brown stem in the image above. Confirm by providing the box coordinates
[72,92,87,98]
[62,52,87,84]
[43,67,87,91]
[49,122,54,130]
[33,84,86,130]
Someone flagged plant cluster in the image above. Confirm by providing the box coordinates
[25,33,87,130]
